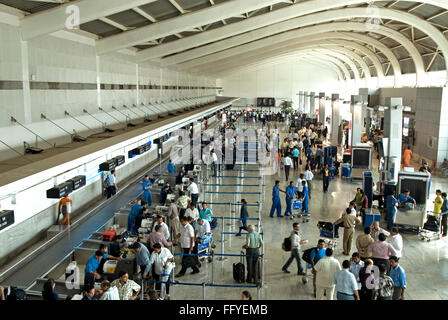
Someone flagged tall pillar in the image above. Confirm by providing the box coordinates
[310,92,316,117]
[298,91,304,112]
[304,91,310,114]
[359,88,369,134]
[351,95,363,147]
[318,92,326,123]
[384,97,403,182]
[331,94,340,146]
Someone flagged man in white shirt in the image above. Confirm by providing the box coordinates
[195,218,211,239]
[304,168,314,199]
[284,154,293,182]
[100,280,120,300]
[388,227,403,259]
[314,248,342,300]
[185,202,199,228]
[282,223,308,275]
[187,178,199,206]
[370,221,390,241]
[152,215,171,240]
[106,169,118,199]
[295,173,307,198]
[175,216,199,277]
[211,149,219,177]
[149,243,174,299]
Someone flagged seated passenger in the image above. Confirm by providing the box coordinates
[42,279,59,301]
[81,284,99,300]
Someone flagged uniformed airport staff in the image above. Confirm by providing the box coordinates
[397,190,416,207]
[284,181,296,217]
[142,175,153,207]
[269,180,283,218]
[386,192,399,231]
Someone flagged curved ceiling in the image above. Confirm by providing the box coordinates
[2,0,447,86]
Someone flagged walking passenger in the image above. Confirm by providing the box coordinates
[282,223,308,275]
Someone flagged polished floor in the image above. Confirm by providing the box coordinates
[169,119,448,300]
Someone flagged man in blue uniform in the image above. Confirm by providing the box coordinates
[269,180,283,218]
[142,175,152,207]
[127,199,146,235]
[167,160,176,173]
[386,192,398,230]
[284,181,296,217]
[397,190,416,208]
[301,180,309,216]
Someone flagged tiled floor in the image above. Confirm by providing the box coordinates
[170,119,448,300]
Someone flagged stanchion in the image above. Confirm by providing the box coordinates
[202,282,206,300]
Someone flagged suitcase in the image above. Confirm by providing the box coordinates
[233,251,245,283]
[342,165,351,178]
[103,260,118,274]
[293,200,302,210]
[102,230,117,241]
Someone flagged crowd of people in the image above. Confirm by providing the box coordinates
[281,186,407,300]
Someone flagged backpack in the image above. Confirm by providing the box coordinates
[302,247,318,264]
[282,237,292,252]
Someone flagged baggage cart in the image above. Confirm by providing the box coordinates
[418,211,442,242]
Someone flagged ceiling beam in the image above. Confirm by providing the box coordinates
[20,0,159,40]
[99,17,129,31]
[26,0,68,3]
[96,0,285,55]
[168,0,188,14]
[132,7,157,22]
[135,0,448,63]
[161,7,431,71]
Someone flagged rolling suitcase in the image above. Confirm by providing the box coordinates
[233,251,245,283]
[102,230,116,241]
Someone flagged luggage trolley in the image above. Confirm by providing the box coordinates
[197,233,214,263]
[291,199,310,223]
[317,221,338,250]
[419,211,442,242]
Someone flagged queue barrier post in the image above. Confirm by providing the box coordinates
[203,282,206,300]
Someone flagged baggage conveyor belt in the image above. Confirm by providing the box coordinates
[0,115,222,290]
[0,156,170,288]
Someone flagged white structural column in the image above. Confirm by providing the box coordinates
[310,92,316,117]
[136,64,140,106]
[331,94,340,146]
[95,55,102,108]
[304,91,310,114]
[384,97,403,182]
[96,0,285,54]
[318,92,326,124]
[358,88,369,134]
[20,0,160,40]
[20,40,32,124]
[351,95,363,147]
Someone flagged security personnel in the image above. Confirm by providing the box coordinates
[386,192,398,231]
[284,181,296,217]
[142,175,153,207]
[301,181,309,216]
[269,180,283,218]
